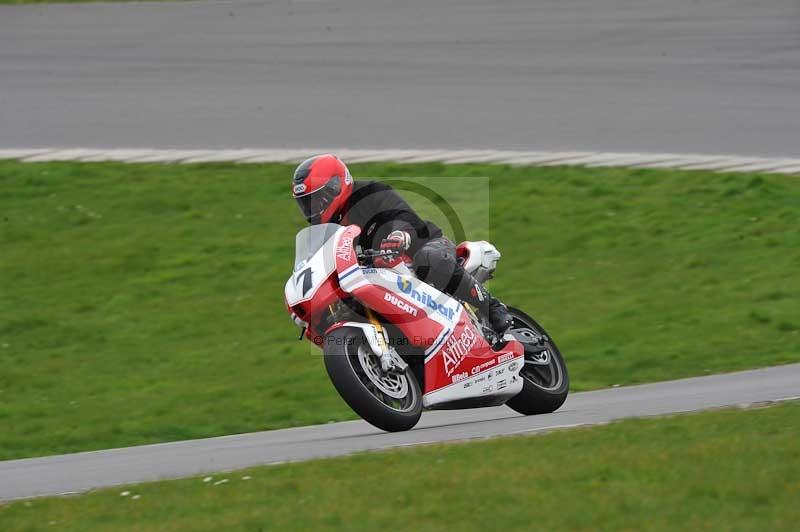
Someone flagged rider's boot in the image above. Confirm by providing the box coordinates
[486,297,514,335]
[454,274,513,335]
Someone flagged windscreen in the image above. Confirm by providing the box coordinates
[294,223,342,270]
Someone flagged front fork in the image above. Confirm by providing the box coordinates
[327,307,408,373]
[364,308,408,372]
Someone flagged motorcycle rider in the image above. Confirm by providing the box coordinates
[291,154,513,335]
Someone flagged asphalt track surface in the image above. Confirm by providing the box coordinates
[1,0,799,156]
[1,364,799,501]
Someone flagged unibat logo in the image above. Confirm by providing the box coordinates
[395,276,456,321]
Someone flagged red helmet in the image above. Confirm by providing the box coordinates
[292,154,353,224]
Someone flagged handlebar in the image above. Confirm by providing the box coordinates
[357,247,411,267]
[357,248,401,259]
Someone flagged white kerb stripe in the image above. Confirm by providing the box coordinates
[1,148,798,175]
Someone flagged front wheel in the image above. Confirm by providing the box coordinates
[323,327,422,432]
[504,307,569,415]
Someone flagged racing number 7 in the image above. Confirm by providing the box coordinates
[295,267,313,296]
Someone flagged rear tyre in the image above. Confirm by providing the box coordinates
[504,307,569,415]
[323,327,422,432]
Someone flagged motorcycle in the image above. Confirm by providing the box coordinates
[284,223,569,432]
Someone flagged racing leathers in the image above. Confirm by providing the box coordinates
[339,180,513,334]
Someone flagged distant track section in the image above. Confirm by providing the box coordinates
[2,148,800,174]
[2,0,798,156]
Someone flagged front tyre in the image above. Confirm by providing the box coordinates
[323,327,422,432]
[504,307,569,415]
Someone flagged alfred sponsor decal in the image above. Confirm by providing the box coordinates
[383,292,419,317]
[336,235,353,262]
[442,326,477,376]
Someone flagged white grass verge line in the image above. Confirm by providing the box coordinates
[1,148,799,175]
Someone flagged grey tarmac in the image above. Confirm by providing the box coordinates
[1,363,799,501]
[1,0,799,156]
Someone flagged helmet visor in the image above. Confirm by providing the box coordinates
[295,176,342,223]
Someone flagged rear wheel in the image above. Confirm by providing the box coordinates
[323,327,422,432]
[504,307,569,415]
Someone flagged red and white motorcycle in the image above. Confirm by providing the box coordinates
[285,223,569,432]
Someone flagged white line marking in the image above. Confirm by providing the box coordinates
[1,148,798,174]
[580,153,676,168]
[720,159,800,173]
[0,148,54,159]
[631,155,728,169]
[23,149,105,162]
[537,153,608,167]
[397,150,474,163]
[501,151,597,166]
[235,149,314,163]
[179,149,270,163]
[126,150,215,163]
[771,164,800,174]
[675,157,766,171]
[342,150,424,163]
[434,150,514,164]
[76,149,159,162]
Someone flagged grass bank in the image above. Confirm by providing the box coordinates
[1,160,798,459]
[1,402,798,531]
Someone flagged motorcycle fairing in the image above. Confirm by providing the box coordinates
[335,226,460,352]
[284,225,346,307]
[331,226,525,408]
[422,337,524,409]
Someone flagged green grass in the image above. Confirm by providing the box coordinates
[1,402,798,531]
[1,160,798,460]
